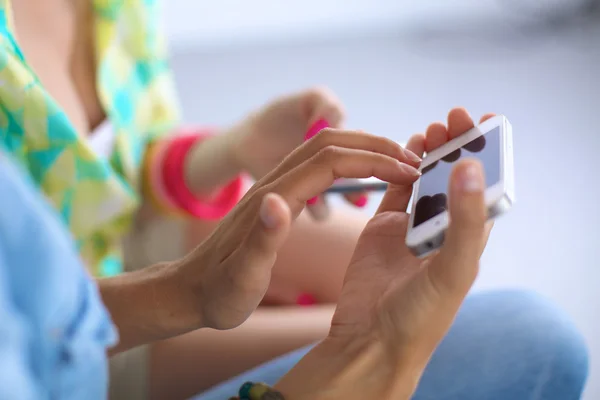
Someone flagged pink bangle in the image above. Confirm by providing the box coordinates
[161,132,243,220]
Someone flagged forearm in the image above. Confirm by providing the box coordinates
[275,337,423,400]
[183,124,245,195]
[99,261,202,355]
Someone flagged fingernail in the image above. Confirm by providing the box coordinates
[307,196,318,205]
[260,196,278,229]
[296,293,316,306]
[353,195,368,208]
[459,163,484,193]
[403,164,422,177]
[305,119,329,141]
[403,148,422,163]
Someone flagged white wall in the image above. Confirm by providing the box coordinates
[164,0,500,49]
[170,27,600,398]
[163,0,593,50]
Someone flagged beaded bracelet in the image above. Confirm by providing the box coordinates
[228,381,285,400]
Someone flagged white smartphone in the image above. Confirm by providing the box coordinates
[405,115,515,258]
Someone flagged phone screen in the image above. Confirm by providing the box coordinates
[412,126,501,228]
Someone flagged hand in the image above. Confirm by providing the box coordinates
[275,108,496,400]
[234,87,345,180]
[179,128,422,330]
[232,88,383,217]
[232,87,423,218]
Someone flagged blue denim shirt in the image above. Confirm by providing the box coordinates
[0,152,117,399]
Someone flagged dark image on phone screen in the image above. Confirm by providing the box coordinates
[413,127,501,228]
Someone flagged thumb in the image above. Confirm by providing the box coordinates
[233,193,293,280]
[428,159,487,295]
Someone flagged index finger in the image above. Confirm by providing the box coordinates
[257,129,421,195]
[269,147,421,217]
[376,135,426,214]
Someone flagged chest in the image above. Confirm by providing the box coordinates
[10,0,105,136]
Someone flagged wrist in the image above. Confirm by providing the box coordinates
[275,336,423,400]
[147,129,245,219]
[226,116,256,175]
[100,260,204,354]
[184,125,245,195]
[166,257,207,330]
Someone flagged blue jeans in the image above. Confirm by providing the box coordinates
[195,290,589,400]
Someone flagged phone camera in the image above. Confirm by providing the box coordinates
[426,241,434,249]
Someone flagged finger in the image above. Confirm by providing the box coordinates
[272,147,421,216]
[305,87,346,128]
[406,133,426,158]
[425,122,448,152]
[313,105,345,130]
[343,190,369,209]
[479,113,496,124]
[427,159,487,296]
[301,129,421,171]
[377,134,425,214]
[256,129,421,197]
[232,193,293,281]
[306,129,421,167]
[447,107,475,139]
[376,182,413,214]
[480,221,494,254]
[331,179,370,208]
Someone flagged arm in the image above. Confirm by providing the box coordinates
[93,264,423,398]
[98,261,202,355]
[183,124,245,195]
[275,338,422,400]
[147,124,244,199]
[141,125,245,220]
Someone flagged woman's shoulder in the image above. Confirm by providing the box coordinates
[94,0,168,57]
[93,0,181,141]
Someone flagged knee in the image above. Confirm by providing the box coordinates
[513,290,588,397]
[467,289,589,397]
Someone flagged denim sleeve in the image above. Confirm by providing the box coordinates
[0,152,117,399]
[0,240,43,399]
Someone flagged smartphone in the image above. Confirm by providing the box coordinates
[325,177,388,194]
[405,115,515,258]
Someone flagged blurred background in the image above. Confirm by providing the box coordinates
[164,1,600,397]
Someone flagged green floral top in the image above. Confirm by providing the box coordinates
[0,0,181,276]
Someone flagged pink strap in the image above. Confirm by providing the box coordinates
[161,132,243,220]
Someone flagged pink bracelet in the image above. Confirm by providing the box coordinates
[158,131,243,220]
